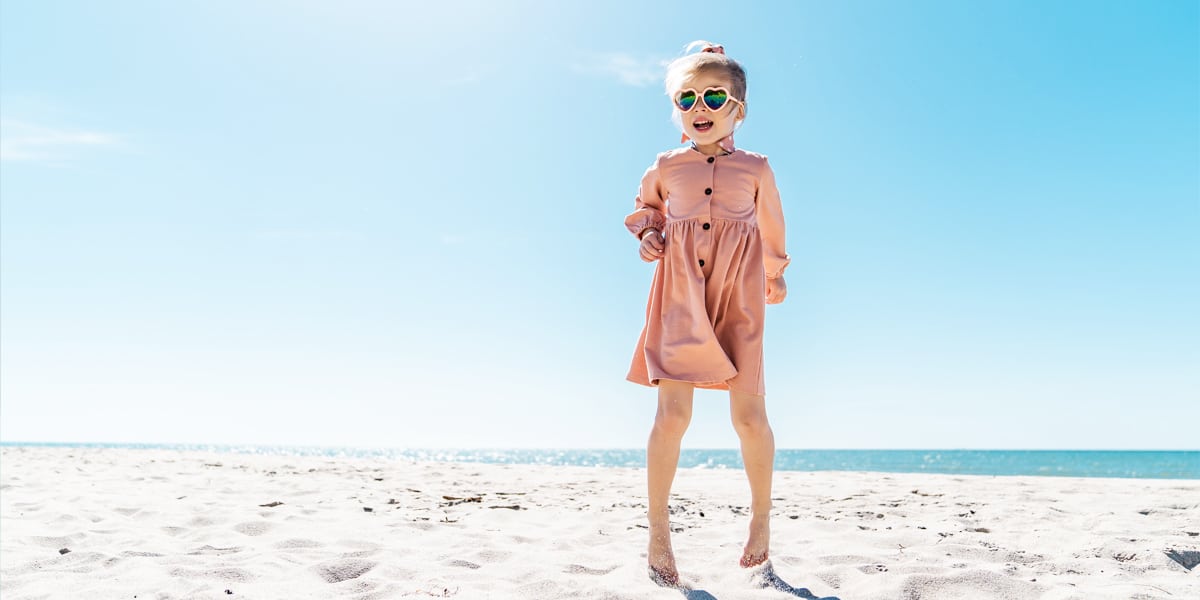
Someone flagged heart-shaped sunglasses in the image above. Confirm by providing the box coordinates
[674,87,743,112]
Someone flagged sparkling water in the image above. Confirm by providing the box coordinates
[3,443,1196,479]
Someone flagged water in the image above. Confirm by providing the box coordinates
[2,442,1196,479]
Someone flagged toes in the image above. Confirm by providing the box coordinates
[648,564,680,587]
[740,551,769,568]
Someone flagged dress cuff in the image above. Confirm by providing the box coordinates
[625,212,667,239]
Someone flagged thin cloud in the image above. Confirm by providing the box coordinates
[0,118,120,162]
[574,52,669,88]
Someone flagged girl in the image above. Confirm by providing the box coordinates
[624,41,790,587]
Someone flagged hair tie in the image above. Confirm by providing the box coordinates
[701,44,725,55]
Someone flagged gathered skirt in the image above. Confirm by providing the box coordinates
[627,217,768,396]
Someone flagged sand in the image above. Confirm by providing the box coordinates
[1,446,1197,599]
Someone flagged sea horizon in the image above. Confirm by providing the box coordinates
[2,442,1196,480]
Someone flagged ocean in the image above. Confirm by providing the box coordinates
[2,443,1196,479]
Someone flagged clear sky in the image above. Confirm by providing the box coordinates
[2,0,1197,450]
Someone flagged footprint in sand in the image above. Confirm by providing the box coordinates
[563,564,618,575]
[27,535,76,548]
[339,549,379,559]
[169,567,254,582]
[313,558,377,583]
[472,549,512,563]
[187,545,243,556]
[899,570,1042,599]
[275,538,323,549]
[233,521,275,536]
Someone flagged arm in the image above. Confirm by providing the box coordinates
[624,155,667,240]
[756,157,790,280]
[626,155,668,262]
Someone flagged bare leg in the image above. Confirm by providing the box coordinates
[646,379,694,585]
[730,389,775,567]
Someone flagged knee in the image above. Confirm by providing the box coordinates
[653,407,691,437]
[732,410,771,438]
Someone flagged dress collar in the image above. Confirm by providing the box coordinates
[681,132,736,156]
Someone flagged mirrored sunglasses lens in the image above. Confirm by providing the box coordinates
[676,91,697,111]
[703,89,728,110]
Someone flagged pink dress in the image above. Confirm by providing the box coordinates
[625,145,790,396]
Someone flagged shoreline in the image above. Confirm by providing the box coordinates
[2,446,1197,599]
[1,443,1194,480]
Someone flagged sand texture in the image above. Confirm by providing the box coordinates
[1,446,1197,599]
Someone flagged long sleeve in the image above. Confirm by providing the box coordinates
[624,154,667,238]
[755,157,790,279]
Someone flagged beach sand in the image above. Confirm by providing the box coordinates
[1,446,1197,599]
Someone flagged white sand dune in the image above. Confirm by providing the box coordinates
[1,446,1197,599]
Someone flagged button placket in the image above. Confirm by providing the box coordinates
[698,159,715,276]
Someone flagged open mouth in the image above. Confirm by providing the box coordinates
[692,119,713,132]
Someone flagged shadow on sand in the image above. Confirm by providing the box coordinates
[651,561,841,600]
[750,561,841,599]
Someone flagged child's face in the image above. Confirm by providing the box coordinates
[675,70,744,146]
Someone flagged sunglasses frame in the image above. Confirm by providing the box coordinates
[674,86,744,113]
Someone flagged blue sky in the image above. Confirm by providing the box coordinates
[2,0,1196,450]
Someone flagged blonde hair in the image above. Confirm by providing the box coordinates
[663,40,748,106]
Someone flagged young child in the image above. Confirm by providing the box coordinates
[625,41,790,586]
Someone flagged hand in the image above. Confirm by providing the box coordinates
[639,229,665,262]
[766,276,787,304]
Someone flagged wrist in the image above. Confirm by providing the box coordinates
[640,228,660,241]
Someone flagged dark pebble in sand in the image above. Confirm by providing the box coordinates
[259,501,284,508]
[363,507,374,512]
[225,590,233,595]
[59,548,71,555]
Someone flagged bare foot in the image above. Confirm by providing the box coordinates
[647,525,679,586]
[740,513,770,568]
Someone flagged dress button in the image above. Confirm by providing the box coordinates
[702,223,711,230]
[707,157,714,164]
[704,187,712,195]
[698,259,705,267]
